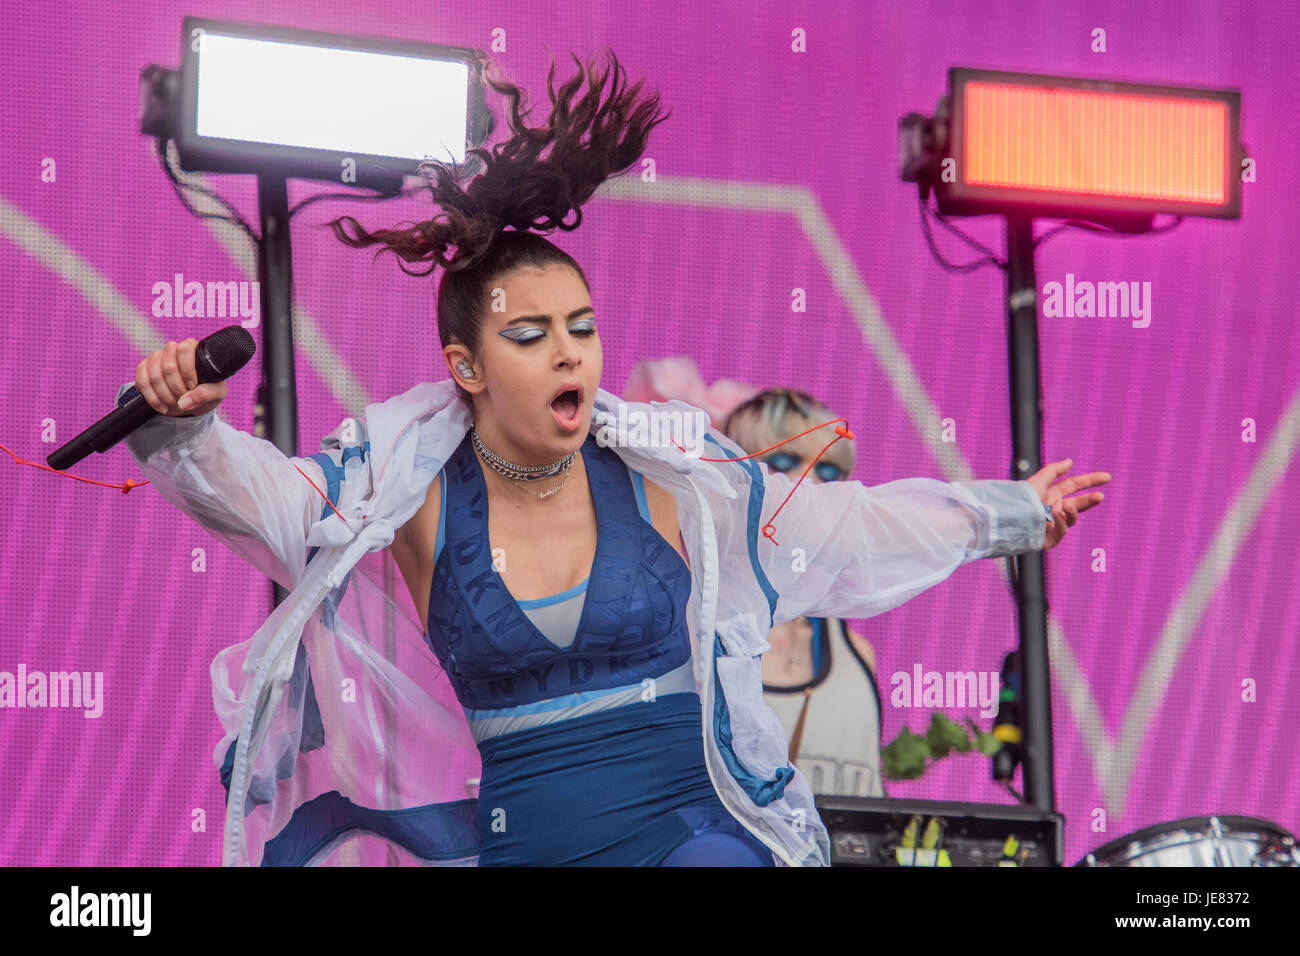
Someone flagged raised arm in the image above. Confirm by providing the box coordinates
[117,339,344,590]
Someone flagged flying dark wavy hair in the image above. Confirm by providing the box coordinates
[327,48,671,399]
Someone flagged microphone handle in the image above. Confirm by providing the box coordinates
[90,391,173,453]
[46,327,251,471]
[47,376,207,471]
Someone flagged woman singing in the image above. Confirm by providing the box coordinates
[119,49,1109,866]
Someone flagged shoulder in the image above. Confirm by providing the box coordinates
[840,624,877,679]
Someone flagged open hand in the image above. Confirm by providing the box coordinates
[1026,459,1111,551]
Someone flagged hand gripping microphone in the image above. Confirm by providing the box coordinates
[47,326,256,471]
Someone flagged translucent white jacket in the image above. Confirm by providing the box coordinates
[119,378,1048,866]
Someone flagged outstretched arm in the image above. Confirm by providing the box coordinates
[118,381,331,591]
[754,471,1046,624]
[709,433,1108,626]
[1030,458,1109,551]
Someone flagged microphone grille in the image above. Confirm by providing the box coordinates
[197,326,257,382]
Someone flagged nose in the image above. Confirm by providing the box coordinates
[554,328,583,368]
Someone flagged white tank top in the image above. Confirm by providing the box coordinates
[761,618,885,798]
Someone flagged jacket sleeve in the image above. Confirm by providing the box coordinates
[115,382,332,590]
[706,431,1048,626]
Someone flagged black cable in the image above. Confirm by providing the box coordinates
[288,187,397,218]
[928,193,1007,262]
[1034,214,1183,249]
[918,185,1186,270]
[916,191,1007,273]
[157,135,406,235]
[156,137,260,244]
[289,152,487,219]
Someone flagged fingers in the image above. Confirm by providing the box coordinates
[1028,459,1067,488]
[1047,458,1074,481]
[1057,471,1112,496]
[135,354,166,415]
[176,338,200,391]
[1044,491,1105,551]
[1054,499,1075,528]
[1070,490,1105,514]
[156,341,188,408]
[175,383,219,415]
[137,339,204,416]
[1039,465,1110,552]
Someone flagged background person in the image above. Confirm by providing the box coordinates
[724,388,886,798]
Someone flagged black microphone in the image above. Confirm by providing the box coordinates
[47,326,256,471]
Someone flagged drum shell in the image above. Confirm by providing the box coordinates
[1077,815,1299,866]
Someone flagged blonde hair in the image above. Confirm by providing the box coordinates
[722,387,855,467]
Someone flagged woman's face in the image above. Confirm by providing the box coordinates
[736,413,854,484]
[448,263,602,462]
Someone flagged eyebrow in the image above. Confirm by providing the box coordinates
[505,306,595,326]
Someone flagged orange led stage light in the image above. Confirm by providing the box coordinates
[897,66,1244,814]
[934,67,1242,222]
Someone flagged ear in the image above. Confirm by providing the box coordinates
[443,344,484,394]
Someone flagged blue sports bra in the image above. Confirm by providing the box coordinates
[423,431,697,744]
[432,454,655,649]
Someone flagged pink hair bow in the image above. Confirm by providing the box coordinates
[623,357,761,431]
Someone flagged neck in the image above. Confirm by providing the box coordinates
[474,441,585,505]
[471,416,582,467]
[470,420,584,503]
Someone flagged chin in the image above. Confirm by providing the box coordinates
[556,418,589,449]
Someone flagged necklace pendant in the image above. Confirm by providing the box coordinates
[537,473,570,499]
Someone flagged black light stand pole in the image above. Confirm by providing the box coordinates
[254,172,299,609]
[1004,211,1056,813]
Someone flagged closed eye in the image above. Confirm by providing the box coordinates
[498,319,597,343]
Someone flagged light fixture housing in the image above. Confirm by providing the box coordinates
[935,67,1242,221]
[174,17,489,193]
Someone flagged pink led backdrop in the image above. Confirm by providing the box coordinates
[1,0,1297,865]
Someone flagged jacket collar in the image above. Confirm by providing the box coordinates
[373,379,740,503]
[590,387,738,501]
[306,380,743,584]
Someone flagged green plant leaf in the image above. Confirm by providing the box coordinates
[926,712,972,757]
[882,727,930,780]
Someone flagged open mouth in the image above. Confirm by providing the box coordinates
[549,386,583,429]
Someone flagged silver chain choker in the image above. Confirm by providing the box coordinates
[471,425,576,499]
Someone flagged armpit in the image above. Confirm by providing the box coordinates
[642,475,689,567]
